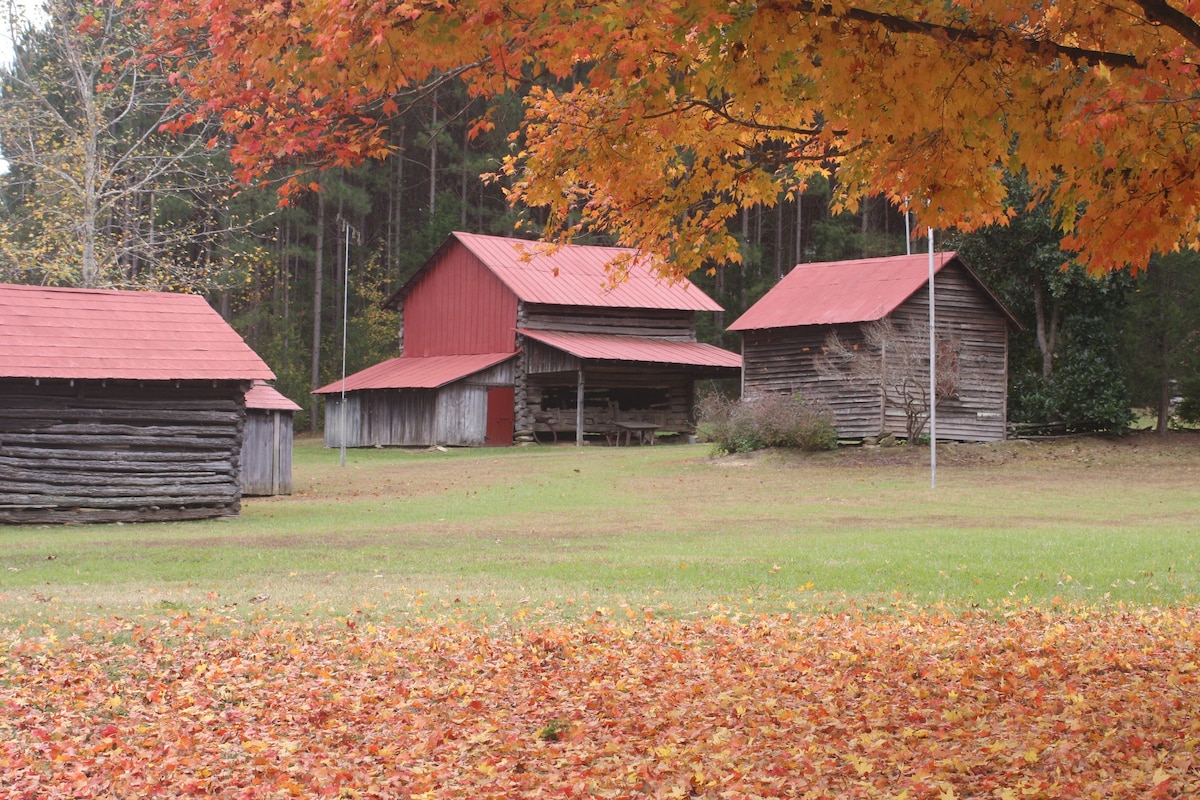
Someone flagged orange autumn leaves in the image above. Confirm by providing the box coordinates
[143,1,1200,277]
[3,608,1200,798]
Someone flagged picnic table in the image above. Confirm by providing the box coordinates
[614,420,659,445]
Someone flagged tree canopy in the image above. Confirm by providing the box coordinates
[145,0,1200,278]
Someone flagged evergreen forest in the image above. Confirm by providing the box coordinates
[2,1,1198,436]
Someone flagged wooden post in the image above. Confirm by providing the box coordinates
[576,368,585,447]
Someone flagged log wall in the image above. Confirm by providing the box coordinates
[0,379,248,524]
[523,305,697,340]
[524,366,696,439]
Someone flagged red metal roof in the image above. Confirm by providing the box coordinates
[728,252,961,331]
[0,283,275,381]
[427,232,723,312]
[245,381,301,411]
[313,353,515,394]
[518,329,742,369]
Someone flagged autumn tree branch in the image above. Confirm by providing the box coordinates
[1129,0,1200,50]
[771,0,1145,69]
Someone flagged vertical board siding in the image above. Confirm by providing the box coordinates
[323,396,363,448]
[435,383,489,445]
[401,247,519,356]
[241,410,294,496]
[889,270,1010,442]
[324,362,515,447]
[0,379,246,524]
[740,261,1011,442]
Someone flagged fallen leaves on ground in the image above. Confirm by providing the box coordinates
[3,607,1199,798]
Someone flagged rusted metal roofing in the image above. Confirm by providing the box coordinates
[729,252,965,331]
[518,329,742,369]
[0,283,275,381]
[245,381,301,412]
[390,232,723,312]
[313,353,515,394]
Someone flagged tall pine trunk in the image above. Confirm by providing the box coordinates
[310,189,326,433]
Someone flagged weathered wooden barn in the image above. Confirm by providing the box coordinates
[315,232,741,447]
[728,252,1019,442]
[241,381,301,496]
[0,284,276,524]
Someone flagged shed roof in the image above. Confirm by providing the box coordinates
[728,252,1011,331]
[245,381,302,412]
[387,232,723,312]
[518,329,742,370]
[312,353,515,394]
[0,283,275,381]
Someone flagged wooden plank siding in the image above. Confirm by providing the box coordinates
[739,324,885,438]
[739,262,1010,442]
[323,361,515,448]
[887,275,1009,442]
[241,409,294,496]
[0,379,247,524]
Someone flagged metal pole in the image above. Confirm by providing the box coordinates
[928,228,936,489]
[905,206,911,256]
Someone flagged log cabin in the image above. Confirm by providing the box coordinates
[315,232,741,447]
[728,252,1019,442]
[0,284,276,523]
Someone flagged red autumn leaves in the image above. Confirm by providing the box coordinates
[3,608,1199,798]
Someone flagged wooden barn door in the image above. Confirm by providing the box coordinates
[485,386,515,446]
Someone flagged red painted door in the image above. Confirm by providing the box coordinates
[485,386,515,446]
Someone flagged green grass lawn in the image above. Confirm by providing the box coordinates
[2,433,1198,625]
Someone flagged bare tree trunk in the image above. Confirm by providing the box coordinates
[429,89,438,219]
[1032,277,1059,380]
[774,200,784,280]
[310,189,326,434]
[795,193,803,266]
[391,126,404,283]
[741,206,751,307]
[461,102,470,229]
[1157,368,1172,434]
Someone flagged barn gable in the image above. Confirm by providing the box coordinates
[0,284,275,524]
[729,253,1016,442]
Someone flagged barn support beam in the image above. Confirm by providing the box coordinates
[575,368,585,447]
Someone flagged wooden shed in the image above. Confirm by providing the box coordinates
[241,381,301,496]
[315,232,741,447]
[728,252,1019,442]
[0,284,276,524]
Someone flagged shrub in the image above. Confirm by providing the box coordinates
[697,391,838,454]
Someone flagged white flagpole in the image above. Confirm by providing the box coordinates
[928,228,936,489]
